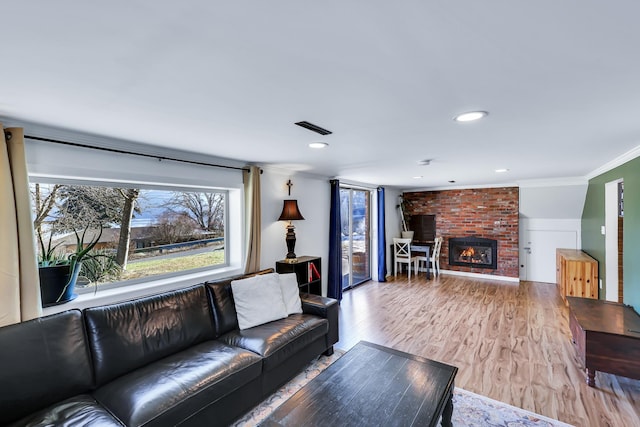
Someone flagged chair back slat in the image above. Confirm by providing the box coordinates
[393,237,412,259]
[432,236,443,258]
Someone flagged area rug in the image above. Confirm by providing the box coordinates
[231,350,574,427]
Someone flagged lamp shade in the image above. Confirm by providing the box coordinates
[278,200,305,221]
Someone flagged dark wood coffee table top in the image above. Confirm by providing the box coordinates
[262,341,458,427]
[567,296,640,336]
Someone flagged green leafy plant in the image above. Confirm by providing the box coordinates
[37,230,66,267]
[67,226,103,275]
[80,249,122,284]
[38,226,103,268]
[38,225,104,302]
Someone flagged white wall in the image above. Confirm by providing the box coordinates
[260,168,331,294]
[519,181,587,282]
[519,181,587,219]
[260,171,401,290]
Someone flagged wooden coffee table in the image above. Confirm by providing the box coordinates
[262,341,458,427]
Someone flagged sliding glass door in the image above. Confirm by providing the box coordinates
[340,187,371,290]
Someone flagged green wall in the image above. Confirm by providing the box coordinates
[582,156,640,313]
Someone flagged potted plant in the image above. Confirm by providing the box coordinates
[38,226,103,306]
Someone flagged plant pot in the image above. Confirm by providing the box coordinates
[38,263,82,307]
[401,231,414,240]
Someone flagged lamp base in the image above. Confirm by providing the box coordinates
[282,257,299,264]
[284,223,297,261]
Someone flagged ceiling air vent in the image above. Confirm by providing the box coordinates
[294,121,332,135]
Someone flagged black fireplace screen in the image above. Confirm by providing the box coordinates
[448,237,498,269]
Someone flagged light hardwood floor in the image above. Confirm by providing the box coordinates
[335,274,640,427]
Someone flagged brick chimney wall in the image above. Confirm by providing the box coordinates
[403,187,519,278]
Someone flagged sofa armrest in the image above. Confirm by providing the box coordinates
[301,293,339,349]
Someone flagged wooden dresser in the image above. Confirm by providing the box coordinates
[567,297,640,387]
[556,249,598,304]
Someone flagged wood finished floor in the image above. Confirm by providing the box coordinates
[335,274,640,427]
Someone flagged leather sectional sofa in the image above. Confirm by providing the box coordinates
[0,269,339,426]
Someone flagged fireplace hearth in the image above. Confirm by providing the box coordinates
[448,237,497,269]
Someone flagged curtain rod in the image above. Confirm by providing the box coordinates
[23,134,255,173]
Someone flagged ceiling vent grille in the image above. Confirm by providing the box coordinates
[294,121,332,135]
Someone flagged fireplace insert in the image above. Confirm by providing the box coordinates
[448,237,497,269]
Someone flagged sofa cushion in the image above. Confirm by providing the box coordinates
[205,269,276,337]
[0,310,94,425]
[278,273,303,315]
[231,273,288,330]
[93,340,262,427]
[9,395,121,427]
[84,284,215,385]
[220,314,328,371]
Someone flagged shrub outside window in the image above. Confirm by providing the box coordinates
[31,182,227,290]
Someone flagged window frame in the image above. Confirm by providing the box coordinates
[25,137,246,312]
[29,176,232,294]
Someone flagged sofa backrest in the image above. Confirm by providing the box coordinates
[84,284,215,385]
[206,278,239,336]
[205,268,274,337]
[0,310,94,425]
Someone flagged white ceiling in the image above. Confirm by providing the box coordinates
[2,1,640,189]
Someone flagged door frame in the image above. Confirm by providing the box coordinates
[605,179,623,302]
[340,186,372,290]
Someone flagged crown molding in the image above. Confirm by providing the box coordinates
[403,182,518,193]
[516,177,588,188]
[586,144,640,180]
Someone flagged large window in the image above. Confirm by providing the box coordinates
[31,181,227,291]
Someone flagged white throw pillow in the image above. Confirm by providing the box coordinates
[231,273,288,330]
[278,273,303,315]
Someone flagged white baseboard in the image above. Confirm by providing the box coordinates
[439,269,520,283]
[390,267,520,283]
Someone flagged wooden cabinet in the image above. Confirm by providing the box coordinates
[567,297,640,387]
[276,256,322,296]
[556,249,598,303]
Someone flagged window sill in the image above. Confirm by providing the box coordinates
[42,265,245,316]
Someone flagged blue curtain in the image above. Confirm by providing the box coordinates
[377,186,387,282]
[328,179,343,301]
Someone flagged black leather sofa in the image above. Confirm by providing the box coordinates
[0,270,339,427]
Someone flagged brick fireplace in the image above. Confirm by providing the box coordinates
[402,187,519,278]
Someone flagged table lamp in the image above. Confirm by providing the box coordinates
[278,199,305,262]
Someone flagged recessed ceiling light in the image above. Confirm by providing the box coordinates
[412,176,423,179]
[454,111,488,122]
[308,142,329,149]
[495,168,509,173]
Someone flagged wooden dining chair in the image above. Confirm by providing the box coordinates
[393,237,418,279]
